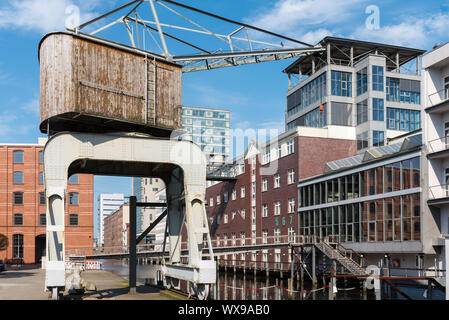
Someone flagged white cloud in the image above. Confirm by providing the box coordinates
[0,0,100,33]
[351,13,449,48]
[245,0,364,44]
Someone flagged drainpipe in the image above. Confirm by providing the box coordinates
[445,235,449,300]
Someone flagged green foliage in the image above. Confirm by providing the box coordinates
[0,234,8,251]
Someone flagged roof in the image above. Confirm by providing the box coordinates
[284,36,426,75]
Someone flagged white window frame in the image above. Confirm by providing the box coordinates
[274,174,280,188]
[262,204,268,217]
[288,198,296,213]
[241,186,246,198]
[288,168,295,184]
[262,178,268,192]
[274,201,281,216]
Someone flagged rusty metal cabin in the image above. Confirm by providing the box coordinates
[39,32,182,137]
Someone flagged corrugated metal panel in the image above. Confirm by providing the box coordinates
[331,102,352,126]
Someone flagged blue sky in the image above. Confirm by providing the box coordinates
[0,0,448,238]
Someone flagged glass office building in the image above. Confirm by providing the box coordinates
[284,37,425,152]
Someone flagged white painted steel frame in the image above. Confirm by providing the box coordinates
[43,132,216,294]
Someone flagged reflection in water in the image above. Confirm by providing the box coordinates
[101,259,375,300]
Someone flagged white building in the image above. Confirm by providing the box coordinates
[422,41,449,298]
[98,193,125,245]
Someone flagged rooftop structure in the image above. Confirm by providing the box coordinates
[283,37,426,153]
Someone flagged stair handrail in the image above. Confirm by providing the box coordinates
[326,235,373,269]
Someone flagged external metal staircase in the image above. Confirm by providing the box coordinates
[314,236,369,277]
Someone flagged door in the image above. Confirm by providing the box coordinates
[35,235,46,264]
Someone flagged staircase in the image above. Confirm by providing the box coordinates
[314,237,369,277]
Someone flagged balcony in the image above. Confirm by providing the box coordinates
[426,88,449,113]
[428,184,449,206]
[427,137,449,159]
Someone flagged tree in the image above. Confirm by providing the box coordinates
[0,234,8,251]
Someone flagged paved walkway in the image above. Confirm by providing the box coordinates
[0,266,182,300]
[0,265,50,300]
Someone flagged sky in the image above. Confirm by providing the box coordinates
[0,0,448,238]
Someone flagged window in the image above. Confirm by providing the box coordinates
[274,228,281,243]
[262,204,268,217]
[263,150,270,164]
[216,195,221,205]
[373,131,385,147]
[356,100,368,125]
[39,171,44,184]
[224,213,228,224]
[241,209,246,219]
[386,77,399,102]
[68,174,78,184]
[386,108,420,131]
[274,201,281,216]
[288,169,295,184]
[287,139,294,155]
[13,192,23,205]
[13,151,23,163]
[372,66,384,91]
[223,192,228,203]
[39,214,46,226]
[372,98,384,121]
[12,234,23,259]
[241,186,246,198]
[331,71,352,97]
[356,131,368,151]
[69,192,79,205]
[209,197,213,207]
[231,189,236,200]
[288,198,296,213]
[39,192,45,205]
[274,174,280,188]
[262,178,268,192]
[13,171,23,184]
[14,214,23,225]
[39,151,44,163]
[357,67,367,96]
[287,72,327,116]
[288,227,295,242]
[69,214,78,226]
[277,145,282,158]
[231,210,236,220]
[262,230,268,244]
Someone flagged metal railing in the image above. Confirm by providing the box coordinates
[428,184,449,200]
[428,87,449,108]
[217,258,295,272]
[327,235,372,269]
[427,136,449,154]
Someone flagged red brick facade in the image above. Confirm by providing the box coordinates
[0,143,94,264]
[103,204,128,250]
[206,133,356,265]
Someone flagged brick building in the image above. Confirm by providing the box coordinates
[103,203,129,251]
[205,126,356,266]
[0,138,94,264]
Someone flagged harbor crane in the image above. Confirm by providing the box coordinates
[41,0,325,299]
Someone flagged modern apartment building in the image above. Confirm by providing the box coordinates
[98,193,124,245]
[422,41,449,292]
[181,106,230,163]
[205,126,356,266]
[136,177,165,240]
[0,138,94,264]
[284,37,425,152]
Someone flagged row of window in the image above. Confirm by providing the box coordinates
[386,77,420,104]
[215,226,296,246]
[12,173,79,185]
[183,126,229,136]
[12,213,79,226]
[12,150,44,164]
[209,169,296,207]
[286,72,326,116]
[12,192,79,205]
[287,105,327,131]
[182,109,229,120]
[386,107,421,132]
[299,193,421,243]
[182,118,229,128]
[261,139,295,165]
[262,198,296,217]
[299,157,420,207]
